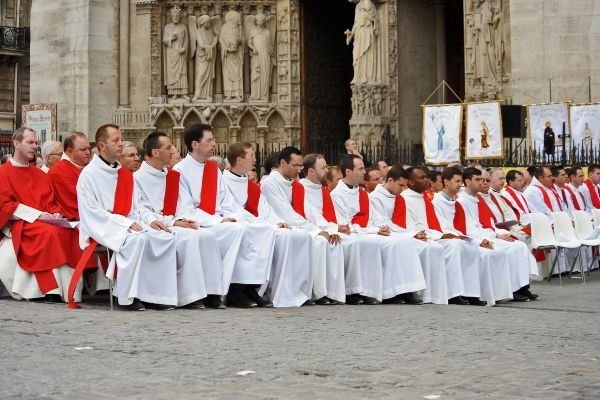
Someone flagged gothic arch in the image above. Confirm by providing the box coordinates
[209,107,233,126]
[182,108,205,128]
[211,109,230,143]
[240,111,258,143]
[267,110,286,143]
[154,110,176,134]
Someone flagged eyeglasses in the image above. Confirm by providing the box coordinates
[48,152,63,157]
[290,164,304,170]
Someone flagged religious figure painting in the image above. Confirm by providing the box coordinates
[569,103,600,154]
[465,101,502,159]
[244,13,276,102]
[422,104,462,165]
[527,102,570,159]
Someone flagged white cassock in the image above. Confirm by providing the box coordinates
[299,177,377,302]
[134,161,223,304]
[221,170,314,307]
[260,171,345,302]
[330,180,426,300]
[77,155,178,306]
[174,155,272,290]
[501,186,532,225]
[402,188,481,303]
[369,185,449,304]
[457,192,538,294]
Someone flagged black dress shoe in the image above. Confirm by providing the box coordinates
[328,298,344,305]
[181,299,205,309]
[315,297,331,305]
[382,296,404,304]
[227,289,258,308]
[43,294,64,303]
[512,292,530,302]
[401,292,424,305]
[302,299,315,306]
[362,296,381,305]
[204,294,226,309]
[243,286,274,308]
[466,297,487,306]
[448,296,469,305]
[345,294,363,305]
[142,302,175,311]
[119,298,145,311]
[519,288,539,300]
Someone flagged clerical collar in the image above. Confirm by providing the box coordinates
[342,180,357,189]
[441,191,454,201]
[491,188,501,193]
[98,154,118,168]
[229,170,245,178]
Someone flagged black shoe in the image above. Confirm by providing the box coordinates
[401,292,424,305]
[328,298,344,305]
[119,298,145,311]
[243,286,274,308]
[142,302,175,311]
[512,292,530,302]
[43,294,64,303]
[467,297,487,306]
[204,294,226,309]
[382,295,404,305]
[448,296,469,305]
[346,294,364,305]
[302,299,316,306]
[181,299,205,309]
[362,296,381,305]
[520,288,539,301]
[315,297,331,305]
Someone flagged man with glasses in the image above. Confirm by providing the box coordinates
[40,140,63,173]
[363,166,382,193]
[119,141,141,173]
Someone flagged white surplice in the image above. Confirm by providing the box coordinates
[134,161,223,304]
[222,170,314,307]
[330,180,426,300]
[174,154,271,290]
[523,178,562,217]
[482,190,530,243]
[501,186,532,225]
[260,171,345,302]
[578,180,600,212]
[77,155,178,306]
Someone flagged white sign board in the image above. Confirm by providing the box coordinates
[21,103,57,144]
[422,104,462,165]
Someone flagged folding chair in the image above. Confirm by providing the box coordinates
[529,213,579,284]
[551,212,586,283]
[572,210,600,278]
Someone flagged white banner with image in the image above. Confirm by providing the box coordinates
[422,104,462,165]
[569,103,600,153]
[465,101,503,159]
[527,102,570,156]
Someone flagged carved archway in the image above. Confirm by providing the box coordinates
[210,109,231,144]
[240,111,258,143]
[182,108,204,128]
[267,110,286,144]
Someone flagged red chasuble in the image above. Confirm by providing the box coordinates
[162,169,180,217]
[291,180,306,218]
[47,159,82,221]
[351,189,370,227]
[245,180,261,217]
[0,162,87,295]
[198,160,219,215]
[391,195,407,228]
[583,179,600,208]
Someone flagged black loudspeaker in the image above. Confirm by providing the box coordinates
[501,105,526,138]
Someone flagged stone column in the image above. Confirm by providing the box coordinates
[228,126,240,144]
[435,0,447,104]
[119,0,129,106]
[256,125,268,150]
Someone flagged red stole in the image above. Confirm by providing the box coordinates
[476,194,496,229]
[351,189,370,228]
[563,185,582,211]
[291,180,306,218]
[47,159,82,221]
[534,185,555,211]
[198,160,219,215]
[583,179,600,208]
[321,186,337,223]
[391,195,407,228]
[68,167,134,309]
[549,187,564,211]
[504,185,530,213]
[423,189,434,202]
[424,196,442,232]
[162,169,180,216]
[245,180,261,217]
[453,202,467,235]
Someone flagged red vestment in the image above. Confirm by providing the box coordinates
[47,159,82,220]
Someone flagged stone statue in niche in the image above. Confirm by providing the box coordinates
[219,11,244,102]
[245,13,276,102]
[163,6,189,101]
[345,0,379,85]
[470,0,503,86]
[189,15,221,102]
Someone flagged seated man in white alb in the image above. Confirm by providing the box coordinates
[77,124,181,311]
[134,131,225,309]
[174,124,273,308]
[371,165,476,305]
[261,147,346,305]
[330,154,426,304]
[578,163,600,211]
[221,142,315,307]
[502,169,532,225]
[564,167,587,212]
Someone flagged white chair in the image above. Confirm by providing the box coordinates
[572,210,600,277]
[529,213,579,284]
[592,208,600,230]
[551,212,586,283]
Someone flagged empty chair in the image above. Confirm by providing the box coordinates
[551,212,585,282]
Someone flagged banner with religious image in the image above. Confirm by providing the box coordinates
[569,103,600,153]
[21,103,58,144]
[422,104,462,165]
[526,102,571,157]
[465,101,503,159]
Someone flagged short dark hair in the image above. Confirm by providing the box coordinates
[589,164,600,173]
[95,124,120,144]
[567,167,582,178]
[527,166,538,178]
[303,153,325,172]
[534,166,549,179]
[364,166,380,180]
[184,123,212,153]
[462,167,482,183]
[143,131,169,158]
[386,165,408,181]
[428,170,441,182]
[63,131,87,150]
[506,169,523,183]
[441,166,462,186]
[262,151,279,175]
[405,166,428,180]
[227,142,253,167]
[278,146,302,163]
[550,165,565,177]
[326,166,340,181]
[339,154,361,177]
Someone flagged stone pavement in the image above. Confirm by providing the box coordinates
[1,274,600,400]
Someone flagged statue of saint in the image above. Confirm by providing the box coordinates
[345,0,379,85]
[163,6,189,101]
[245,14,276,101]
[219,11,244,102]
[190,15,219,102]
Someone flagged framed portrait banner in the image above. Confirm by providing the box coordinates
[526,102,570,157]
[422,104,463,165]
[21,103,58,144]
[465,101,503,159]
[569,103,600,153]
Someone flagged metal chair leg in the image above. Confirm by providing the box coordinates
[548,248,560,283]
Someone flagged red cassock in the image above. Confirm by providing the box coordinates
[47,159,82,220]
[0,162,89,294]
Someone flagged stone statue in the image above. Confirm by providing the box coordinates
[163,6,189,101]
[190,15,220,102]
[345,0,379,85]
[219,11,244,102]
[245,13,276,102]
[471,0,498,84]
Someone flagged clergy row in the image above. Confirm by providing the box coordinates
[0,124,539,311]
